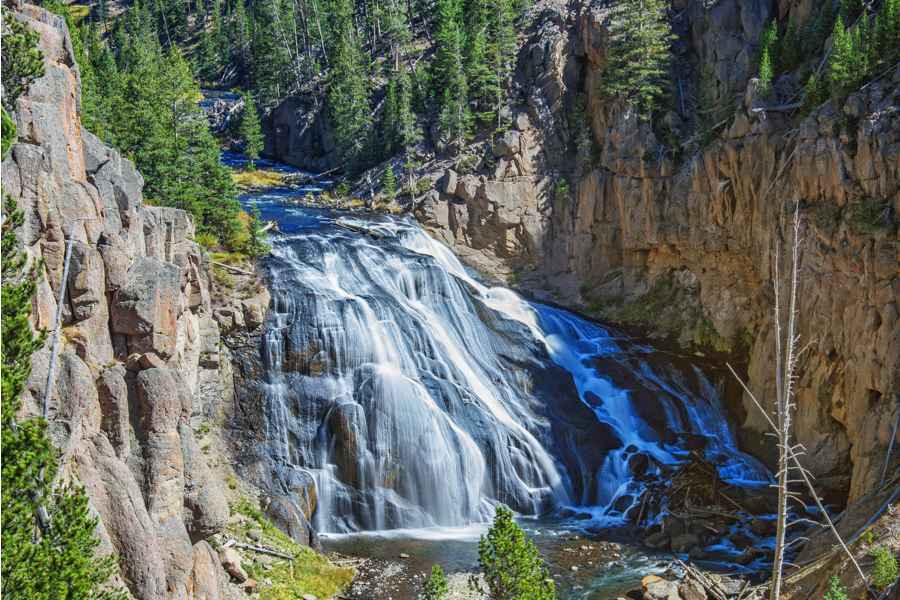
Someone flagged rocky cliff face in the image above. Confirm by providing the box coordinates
[2,5,239,598]
[416,0,899,506]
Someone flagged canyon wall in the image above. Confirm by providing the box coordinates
[2,5,252,597]
[416,0,899,505]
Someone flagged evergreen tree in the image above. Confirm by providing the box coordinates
[471,506,556,600]
[250,0,295,106]
[803,0,837,56]
[382,165,397,199]
[758,45,773,97]
[1,7,46,111]
[326,0,372,171]
[778,20,801,73]
[601,0,675,120]
[381,74,400,157]
[381,0,412,71]
[244,204,271,258]
[238,91,265,168]
[423,565,449,600]
[395,70,422,193]
[875,0,900,64]
[828,15,856,99]
[2,197,124,600]
[432,0,470,149]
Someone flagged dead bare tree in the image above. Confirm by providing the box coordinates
[727,203,871,598]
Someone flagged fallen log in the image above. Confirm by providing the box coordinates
[232,541,294,560]
[211,261,255,276]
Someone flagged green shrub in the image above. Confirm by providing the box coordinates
[872,546,898,591]
[553,178,570,202]
[823,575,848,600]
[471,506,556,600]
[423,565,449,600]
[196,232,220,249]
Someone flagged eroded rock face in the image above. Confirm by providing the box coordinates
[2,5,234,598]
[415,0,899,504]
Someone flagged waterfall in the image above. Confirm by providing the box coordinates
[252,209,768,534]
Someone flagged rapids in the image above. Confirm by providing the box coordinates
[240,193,770,535]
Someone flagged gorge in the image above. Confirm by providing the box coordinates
[2,0,898,598]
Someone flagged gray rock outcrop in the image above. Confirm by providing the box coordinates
[2,5,236,598]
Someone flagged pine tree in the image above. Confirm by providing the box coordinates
[238,91,265,168]
[778,20,801,72]
[828,15,856,99]
[471,506,556,600]
[758,46,773,97]
[326,0,372,171]
[2,197,124,600]
[244,204,271,258]
[396,70,422,193]
[1,7,46,111]
[250,0,295,106]
[382,165,397,200]
[601,0,675,120]
[381,74,400,157]
[875,0,900,64]
[423,565,449,600]
[432,0,470,150]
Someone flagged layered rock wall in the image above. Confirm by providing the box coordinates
[417,0,899,504]
[3,5,234,598]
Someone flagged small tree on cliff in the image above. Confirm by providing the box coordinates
[238,91,264,169]
[244,204,271,258]
[601,0,675,120]
[1,7,45,112]
[1,197,124,600]
[471,506,556,600]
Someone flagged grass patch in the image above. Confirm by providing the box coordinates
[693,318,731,354]
[229,498,354,599]
[232,169,286,190]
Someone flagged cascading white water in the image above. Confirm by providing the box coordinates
[251,208,768,534]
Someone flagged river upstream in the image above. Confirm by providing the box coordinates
[226,153,774,599]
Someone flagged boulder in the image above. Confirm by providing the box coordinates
[219,547,248,583]
[679,579,707,600]
[264,495,316,547]
[492,130,521,157]
[642,575,680,600]
[440,169,458,195]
